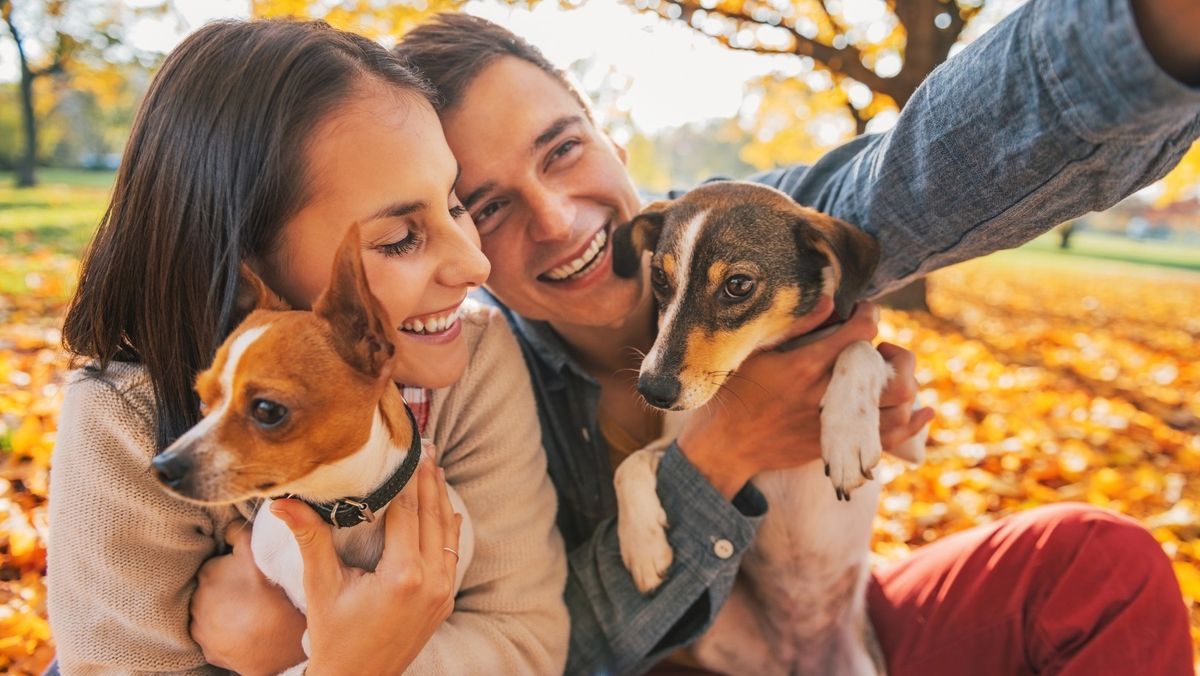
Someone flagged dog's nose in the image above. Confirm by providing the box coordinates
[639,374,681,410]
[151,451,193,489]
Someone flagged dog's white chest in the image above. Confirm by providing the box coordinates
[250,486,474,615]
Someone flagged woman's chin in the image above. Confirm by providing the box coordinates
[392,336,469,390]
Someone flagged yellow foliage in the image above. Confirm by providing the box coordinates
[3,221,1200,669]
[1159,141,1200,206]
[252,0,468,41]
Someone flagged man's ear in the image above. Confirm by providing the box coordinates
[235,262,289,316]
[611,200,671,278]
[799,210,879,318]
[314,223,399,380]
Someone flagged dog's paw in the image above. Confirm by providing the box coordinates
[614,450,673,594]
[821,341,889,501]
[822,416,882,500]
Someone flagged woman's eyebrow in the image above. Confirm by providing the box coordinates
[367,199,427,221]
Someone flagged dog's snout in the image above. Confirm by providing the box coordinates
[638,374,681,410]
[152,451,193,490]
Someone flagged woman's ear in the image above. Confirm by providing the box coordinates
[314,223,399,381]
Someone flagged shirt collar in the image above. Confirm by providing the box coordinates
[471,289,597,387]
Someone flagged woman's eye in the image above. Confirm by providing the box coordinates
[450,204,469,219]
[378,231,420,257]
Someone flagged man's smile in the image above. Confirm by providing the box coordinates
[538,222,611,283]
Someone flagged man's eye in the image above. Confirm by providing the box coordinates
[474,200,506,231]
[549,139,580,165]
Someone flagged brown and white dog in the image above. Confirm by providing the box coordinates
[151,225,473,671]
[610,181,925,675]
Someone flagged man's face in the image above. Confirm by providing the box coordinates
[442,56,645,328]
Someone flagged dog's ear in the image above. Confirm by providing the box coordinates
[314,223,399,380]
[611,200,671,278]
[235,263,289,315]
[800,211,879,318]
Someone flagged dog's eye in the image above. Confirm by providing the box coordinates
[651,267,670,290]
[723,275,756,299]
[251,399,288,428]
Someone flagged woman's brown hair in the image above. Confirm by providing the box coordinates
[63,20,432,451]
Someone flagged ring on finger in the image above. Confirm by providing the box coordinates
[443,546,459,560]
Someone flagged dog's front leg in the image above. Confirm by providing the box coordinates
[820,341,891,499]
[614,448,673,594]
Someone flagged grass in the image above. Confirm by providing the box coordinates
[1022,230,1200,272]
[2,167,1199,276]
[0,169,114,256]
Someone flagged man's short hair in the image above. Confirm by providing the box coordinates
[394,13,592,117]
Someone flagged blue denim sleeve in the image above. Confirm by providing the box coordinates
[750,0,1200,297]
[564,442,766,675]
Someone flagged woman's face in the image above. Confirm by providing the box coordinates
[262,81,490,390]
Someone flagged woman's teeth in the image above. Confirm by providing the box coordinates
[400,307,461,335]
[545,229,608,282]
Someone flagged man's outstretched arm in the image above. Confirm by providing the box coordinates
[751,0,1200,296]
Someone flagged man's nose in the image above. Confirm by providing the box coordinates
[527,189,576,243]
[638,373,681,410]
[152,450,194,490]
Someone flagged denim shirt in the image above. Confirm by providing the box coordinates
[484,1,1199,674]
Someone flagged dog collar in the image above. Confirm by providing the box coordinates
[774,310,846,352]
[300,403,423,529]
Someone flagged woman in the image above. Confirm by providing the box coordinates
[49,19,567,674]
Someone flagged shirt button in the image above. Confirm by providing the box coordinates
[581,427,591,442]
[713,539,734,560]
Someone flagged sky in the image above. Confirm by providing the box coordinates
[0,0,1030,137]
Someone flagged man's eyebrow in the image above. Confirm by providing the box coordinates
[462,117,583,211]
[533,115,583,153]
[461,181,496,211]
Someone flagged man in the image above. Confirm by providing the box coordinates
[393,0,1199,673]
[187,1,1197,673]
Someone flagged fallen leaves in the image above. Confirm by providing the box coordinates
[0,244,1197,671]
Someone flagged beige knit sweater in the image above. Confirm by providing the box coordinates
[47,302,568,675]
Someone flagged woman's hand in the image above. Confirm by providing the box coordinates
[270,457,462,675]
[190,519,308,675]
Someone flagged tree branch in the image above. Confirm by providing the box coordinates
[663,0,906,101]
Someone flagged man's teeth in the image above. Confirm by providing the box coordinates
[401,308,461,334]
[545,229,608,281]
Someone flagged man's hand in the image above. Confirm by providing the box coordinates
[190,519,307,675]
[1132,0,1200,86]
[677,302,932,499]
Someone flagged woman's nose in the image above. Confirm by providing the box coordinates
[439,221,491,288]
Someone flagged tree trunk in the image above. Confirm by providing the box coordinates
[16,63,37,187]
[878,277,929,311]
[6,8,38,188]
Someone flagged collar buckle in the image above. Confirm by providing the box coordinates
[329,498,376,528]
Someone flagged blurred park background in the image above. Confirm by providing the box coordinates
[1,0,1198,671]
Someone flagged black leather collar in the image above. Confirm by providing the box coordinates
[301,404,422,528]
[774,309,846,352]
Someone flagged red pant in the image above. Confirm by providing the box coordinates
[868,503,1193,675]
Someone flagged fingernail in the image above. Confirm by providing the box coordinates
[269,502,291,525]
